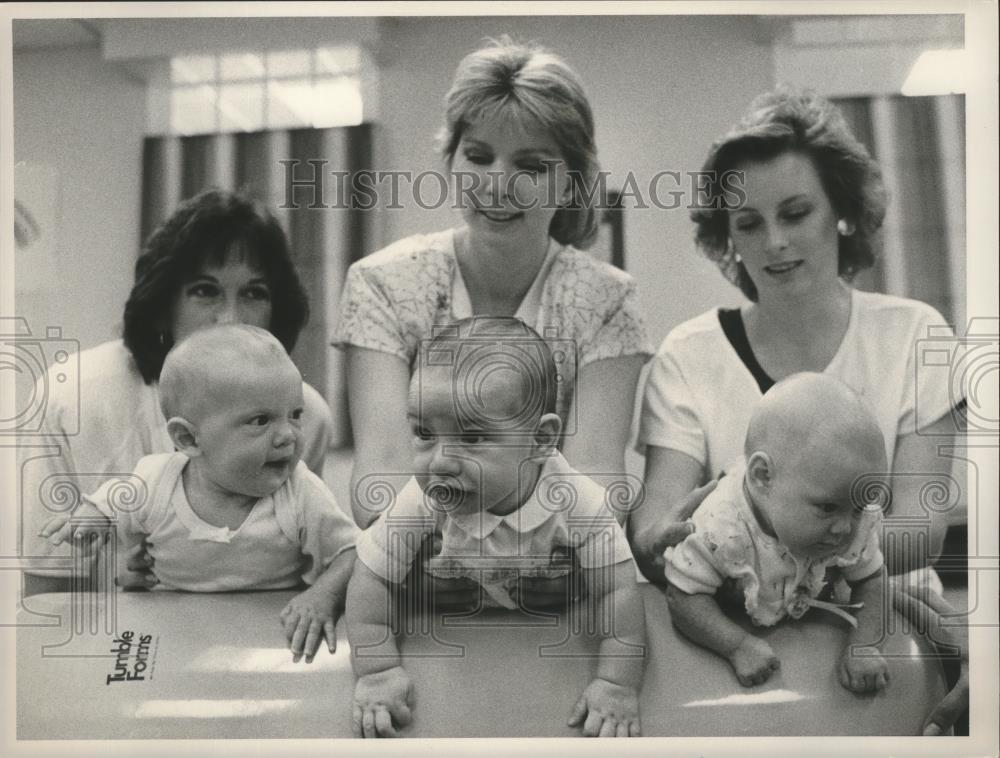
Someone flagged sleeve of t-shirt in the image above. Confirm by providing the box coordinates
[577,278,654,368]
[663,532,727,595]
[898,305,965,436]
[82,455,161,548]
[636,343,707,463]
[330,263,409,361]
[292,467,360,585]
[354,477,436,584]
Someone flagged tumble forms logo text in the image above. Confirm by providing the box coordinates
[106,630,153,685]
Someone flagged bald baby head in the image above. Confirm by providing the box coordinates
[746,372,886,478]
[159,324,299,422]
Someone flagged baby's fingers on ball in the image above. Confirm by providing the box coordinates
[567,697,587,726]
[375,708,397,737]
[615,721,630,738]
[351,704,364,738]
[583,711,603,737]
[394,703,412,727]
[599,719,616,738]
[324,620,337,653]
[362,708,376,738]
[629,719,642,737]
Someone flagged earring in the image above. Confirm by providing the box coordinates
[158,333,166,347]
[726,238,742,263]
[837,218,855,236]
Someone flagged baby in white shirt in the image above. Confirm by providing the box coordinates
[665,372,890,693]
[41,324,358,663]
[346,316,645,738]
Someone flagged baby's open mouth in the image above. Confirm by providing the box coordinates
[425,482,465,510]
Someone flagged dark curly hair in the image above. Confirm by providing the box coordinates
[690,85,888,301]
[123,189,309,384]
[436,36,601,249]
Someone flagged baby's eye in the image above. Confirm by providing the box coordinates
[732,216,760,233]
[290,408,304,422]
[248,414,270,427]
[460,432,485,445]
[817,502,841,515]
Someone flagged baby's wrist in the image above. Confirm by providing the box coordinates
[352,654,402,679]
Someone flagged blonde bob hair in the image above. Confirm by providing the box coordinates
[437,37,601,249]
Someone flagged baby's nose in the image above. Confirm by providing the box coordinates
[273,421,297,447]
[428,444,459,474]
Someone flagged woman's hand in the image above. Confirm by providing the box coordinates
[630,479,717,584]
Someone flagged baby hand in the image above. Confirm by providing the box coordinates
[280,585,339,663]
[352,666,414,738]
[568,677,640,737]
[729,635,780,687]
[839,645,890,693]
[38,505,111,551]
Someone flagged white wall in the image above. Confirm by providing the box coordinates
[374,16,772,345]
[14,44,146,351]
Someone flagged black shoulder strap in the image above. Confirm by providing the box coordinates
[717,308,775,394]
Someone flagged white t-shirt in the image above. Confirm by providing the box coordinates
[637,290,961,479]
[85,452,358,592]
[354,451,634,608]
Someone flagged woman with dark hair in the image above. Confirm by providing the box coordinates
[628,86,967,735]
[23,189,333,593]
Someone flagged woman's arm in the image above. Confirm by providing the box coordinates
[628,446,707,584]
[345,347,413,528]
[886,412,960,575]
[561,355,647,483]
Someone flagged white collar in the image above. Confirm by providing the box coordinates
[446,451,571,540]
[449,230,560,325]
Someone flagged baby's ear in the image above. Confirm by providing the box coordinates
[166,417,200,457]
[532,412,563,454]
[745,451,773,491]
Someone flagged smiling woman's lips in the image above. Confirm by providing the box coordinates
[764,260,803,274]
[478,208,523,222]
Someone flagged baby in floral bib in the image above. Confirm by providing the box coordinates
[664,372,891,693]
